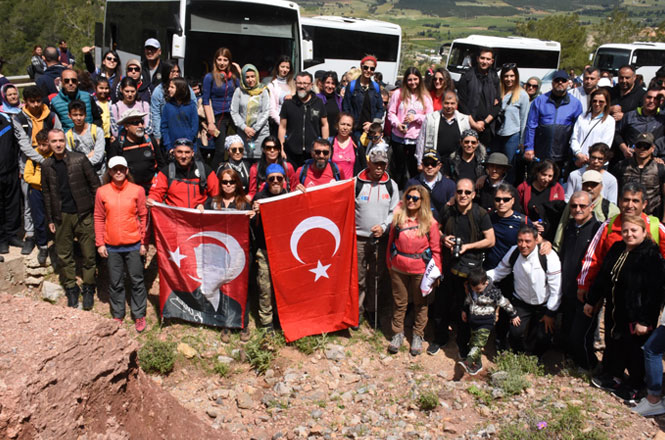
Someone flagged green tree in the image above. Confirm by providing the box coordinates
[592,8,641,49]
[515,14,588,70]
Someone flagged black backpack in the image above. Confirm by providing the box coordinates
[166,160,207,194]
[298,159,341,184]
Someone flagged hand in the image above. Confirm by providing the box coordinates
[655,157,665,165]
[399,124,408,134]
[244,127,256,138]
[443,235,455,250]
[459,243,469,255]
[583,303,594,317]
[97,245,108,258]
[533,221,544,234]
[87,151,94,158]
[610,105,623,121]
[280,149,287,159]
[252,201,260,213]
[139,245,146,256]
[295,183,306,193]
[146,198,155,208]
[246,210,256,219]
[540,315,555,334]
[207,122,219,137]
[370,225,383,238]
[232,62,241,73]
[417,164,423,172]
[511,316,521,327]
[196,204,205,212]
[634,323,648,336]
[538,240,552,255]
[576,288,587,303]
[82,46,94,54]
[403,114,414,124]
[574,153,588,168]
[48,223,56,234]
[523,150,535,162]
[619,143,633,159]
[461,311,467,323]
[362,121,372,132]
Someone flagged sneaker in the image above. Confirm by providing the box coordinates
[81,285,95,311]
[388,332,404,354]
[37,246,49,265]
[220,328,231,343]
[65,285,80,308]
[591,373,621,392]
[458,359,483,376]
[240,326,251,342]
[410,335,424,356]
[113,317,123,323]
[21,237,35,255]
[426,342,441,356]
[611,384,639,405]
[135,317,146,333]
[633,397,665,417]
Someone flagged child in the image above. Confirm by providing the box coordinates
[93,78,112,147]
[23,129,52,265]
[160,77,198,151]
[459,268,520,375]
[65,100,106,180]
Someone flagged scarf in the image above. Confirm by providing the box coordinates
[240,64,265,128]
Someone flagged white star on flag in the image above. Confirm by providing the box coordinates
[309,260,331,282]
[168,247,186,268]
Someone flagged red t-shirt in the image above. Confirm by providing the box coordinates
[295,163,337,188]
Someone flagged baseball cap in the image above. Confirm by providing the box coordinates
[422,149,441,163]
[582,170,603,184]
[144,38,161,49]
[552,69,569,81]
[635,132,655,146]
[369,148,389,163]
[108,156,128,169]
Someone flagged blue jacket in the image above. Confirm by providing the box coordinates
[406,172,456,223]
[524,91,582,161]
[36,64,66,100]
[151,84,198,140]
[161,100,199,151]
[341,79,384,130]
[51,89,96,131]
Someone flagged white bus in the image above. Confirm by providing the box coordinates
[301,16,402,84]
[593,42,665,85]
[100,0,303,81]
[441,35,561,84]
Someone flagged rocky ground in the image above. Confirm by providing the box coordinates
[1,247,663,439]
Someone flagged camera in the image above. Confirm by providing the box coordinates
[453,237,463,259]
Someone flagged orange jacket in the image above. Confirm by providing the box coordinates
[94,180,148,247]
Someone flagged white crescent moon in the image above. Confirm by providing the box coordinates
[289,216,341,264]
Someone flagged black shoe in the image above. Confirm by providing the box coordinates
[611,384,639,405]
[0,255,4,263]
[81,285,95,311]
[8,237,25,248]
[426,342,441,356]
[364,311,377,329]
[0,242,8,254]
[21,238,35,255]
[591,373,621,392]
[65,285,81,308]
[37,247,48,265]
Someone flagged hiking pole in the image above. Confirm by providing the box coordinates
[372,236,379,330]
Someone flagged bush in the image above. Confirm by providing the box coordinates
[292,334,330,355]
[138,340,176,375]
[417,391,439,411]
[493,351,544,376]
[213,361,230,378]
[244,329,284,374]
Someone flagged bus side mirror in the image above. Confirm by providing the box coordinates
[172,35,185,59]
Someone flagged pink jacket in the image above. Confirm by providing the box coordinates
[387,218,442,274]
[387,88,433,141]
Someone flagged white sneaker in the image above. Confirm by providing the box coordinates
[632,397,665,417]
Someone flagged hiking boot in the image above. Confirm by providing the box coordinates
[21,237,35,255]
[81,284,95,311]
[135,317,146,333]
[8,237,25,249]
[410,335,424,356]
[388,332,404,354]
[220,328,231,343]
[65,285,81,308]
[611,384,639,405]
[240,326,251,342]
[458,358,483,376]
[633,397,665,417]
[37,247,49,265]
[426,342,441,356]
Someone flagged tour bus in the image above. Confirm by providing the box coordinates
[100,0,303,81]
[441,35,561,85]
[593,42,665,85]
[301,16,402,84]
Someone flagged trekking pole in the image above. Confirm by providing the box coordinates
[372,237,379,330]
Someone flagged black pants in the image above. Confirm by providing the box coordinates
[431,273,467,350]
[107,249,147,319]
[390,139,416,190]
[211,113,234,170]
[0,171,21,244]
[509,297,552,355]
[560,295,598,370]
[603,317,648,388]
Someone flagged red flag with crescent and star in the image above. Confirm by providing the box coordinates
[259,179,359,342]
[151,203,250,328]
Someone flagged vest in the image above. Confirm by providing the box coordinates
[623,160,665,215]
[51,90,95,131]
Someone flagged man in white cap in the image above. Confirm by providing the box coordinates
[108,109,166,194]
[142,38,162,92]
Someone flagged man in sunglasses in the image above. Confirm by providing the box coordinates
[429,178,495,355]
[50,69,102,132]
[36,46,66,100]
[342,55,385,141]
[443,129,486,183]
[108,109,166,194]
[523,69,582,171]
[406,149,455,222]
[570,66,600,114]
[614,86,665,163]
[294,139,340,191]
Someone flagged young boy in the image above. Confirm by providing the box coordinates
[459,268,520,375]
[93,78,112,148]
[65,100,106,181]
[23,129,52,265]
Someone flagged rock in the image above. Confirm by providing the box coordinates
[206,408,218,418]
[237,392,255,409]
[26,266,52,277]
[272,433,284,440]
[177,342,198,359]
[311,409,323,419]
[24,276,41,286]
[217,355,234,364]
[490,371,509,387]
[324,344,346,361]
[309,425,325,435]
[274,382,292,396]
[294,426,308,437]
[41,281,64,302]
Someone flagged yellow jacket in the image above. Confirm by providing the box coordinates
[24,151,52,190]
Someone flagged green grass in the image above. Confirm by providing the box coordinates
[498,404,608,440]
[493,351,545,376]
[213,361,230,378]
[292,333,332,355]
[467,384,494,406]
[417,390,439,411]
[138,339,176,375]
[244,329,285,374]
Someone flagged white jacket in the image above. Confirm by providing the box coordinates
[415,110,471,165]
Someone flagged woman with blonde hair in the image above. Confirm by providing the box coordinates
[495,64,529,165]
[387,185,442,356]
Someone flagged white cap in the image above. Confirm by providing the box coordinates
[108,156,128,169]
[144,38,161,49]
[597,77,612,88]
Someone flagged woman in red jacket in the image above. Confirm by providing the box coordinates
[517,159,564,241]
[94,156,148,332]
[387,185,442,356]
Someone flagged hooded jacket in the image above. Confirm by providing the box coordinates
[280,91,327,156]
[36,64,66,99]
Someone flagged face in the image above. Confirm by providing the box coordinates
[122,86,137,102]
[278,61,290,78]
[620,191,646,216]
[618,67,635,91]
[361,61,376,80]
[103,53,118,70]
[167,82,176,98]
[455,180,475,209]
[405,190,422,212]
[25,97,42,114]
[263,141,279,161]
[267,173,285,194]
[323,77,336,95]
[215,55,229,71]
[635,142,654,160]
[96,82,110,100]
[125,118,145,138]
[502,70,516,89]
[337,116,353,138]
[48,131,66,156]
[570,195,593,224]
[525,80,539,97]
[536,167,554,188]
[245,70,257,88]
[470,280,489,294]
[622,221,647,248]
[229,143,244,161]
[461,135,479,155]
[311,143,330,169]
[590,93,607,115]
[422,158,442,179]
[220,172,237,196]
[493,189,514,215]
[406,74,419,91]
[582,181,602,201]
[517,232,537,257]
[35,47,42,56]
[433,73,446,90]
[126,64,141,80]
[552,77,568,96]
[59,41,68,50]
[442,95,457,117]
[367,160,387,181]
[4,87,18,106]
[295,75,312,98]
[477,51,494,71]
[69,109,86,128]
[145,45,161,61]
[583,70,600,92]
[61,71,78,93]
[644,91,659,112]
[173,145,194,167]
[110,165,128,184]
[169,65,181,79]
[486,164,507,182]
[36,141,50,155]
[587,151,606,171]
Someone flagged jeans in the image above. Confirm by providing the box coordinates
[494,132,521,164]
[28,188,47,247]
[21,179,34,236]
[644,325,665,397]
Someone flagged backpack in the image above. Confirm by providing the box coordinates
[298,159,341,185]
[349,79,381,96]
[390,225,432,264]
[607,214,660,244]
[117,132,155,154]
[27,64,36,80]
[508,245,549,274]
[354,176,394,199]
[65,124,98,150]
[166,160,207,194]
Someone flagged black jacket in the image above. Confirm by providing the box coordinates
[559,217,600,299]
[0,117,19,176]
[280,92,327,156]
[36,64,66,100]
[457,67,500,122]
[252,186,287,249]
[108,134,165,188]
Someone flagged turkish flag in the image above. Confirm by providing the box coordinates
[259,180,359,342]
[151,203,250,328]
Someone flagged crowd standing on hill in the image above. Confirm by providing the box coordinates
[5,39,665,418]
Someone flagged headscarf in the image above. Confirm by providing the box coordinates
[240,64,265,129]
[224,134,244,150]
[266,163,285,176]
[0,83,22,117]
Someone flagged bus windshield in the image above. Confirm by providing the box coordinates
[594,48,631,74]
[447,43,559,74]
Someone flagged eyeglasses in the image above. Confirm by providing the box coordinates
[174,138,193,147]
[362,65,376,72]
[124,119,144,126]
[456,189,473,196]
[502,63,517,69]
[263,144,279,151]
[313,149,330,156]
[268,175,284,183]
[221,179,236,185]
[230,148,244,154]
[571,203,589,209]
[105,56,118,62]
[63,78,78,84]
[405,195,420,202]
[526,83,538,89]
[127,66,141,73]
[591,99,606,104]
[494,197,512,203]
[422,161,438,168]
[589,155,605,162]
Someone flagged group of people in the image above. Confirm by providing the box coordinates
[3,39,665,418]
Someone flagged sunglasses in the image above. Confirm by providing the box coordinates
[221,179,236,185]
[127,66,141,73]
[313,149,330,156]
[105,56,118,62]
[635,143,652,150]
[63,78,78,84]
[362,65,376,72]
[526,83,538,89]
[494,197,512,203]
[230,148,244,154]
[268,175,284,183]
[456,189,473,196]
[462,140,478,145]
[174,138,193,147]
[502,63,517,69]
[570,203,589,209]
[111,167,127,174]
[422,161,438,168]
[124,119,144,126]
[553,78,568,83]
[263,144,279,151]
[433,77,444,83]
[405,195,420,202]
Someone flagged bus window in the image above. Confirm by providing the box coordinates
[305,26,399,62]
[447,43,477,73]
[634,49,665,68]
[494,48,558,69]
[594,48,631,73]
